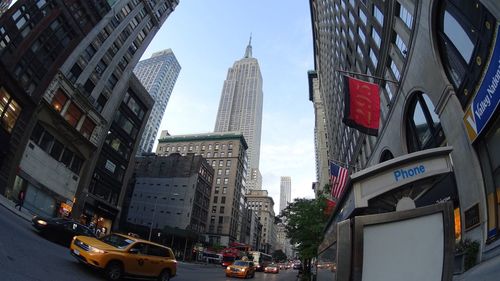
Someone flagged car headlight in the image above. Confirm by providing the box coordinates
[242,268,246,272]
[88,245,105,254]
[36,220,47,225]
[226,266,231,270]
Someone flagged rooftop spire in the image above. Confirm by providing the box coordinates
[244,33,252,58]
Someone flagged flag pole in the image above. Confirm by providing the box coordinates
[329,159,355,169]
[335,69,399,85]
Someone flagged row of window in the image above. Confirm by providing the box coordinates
[30,123,83,175]
[51,89,96,140]
[160,142,234,152]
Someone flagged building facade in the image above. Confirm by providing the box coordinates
[246,189,276,254]
[310,0,500,264]
[214,38,263,191]
[279,176,291,213]
[308,71,330,197]
[1,0,178,231]
[133,49,181,155]
[123,153,213,259]
[156,131,248,247]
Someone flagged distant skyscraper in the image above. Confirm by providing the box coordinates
[214,37,263,190]
[134,49,181,154]
[280,176,291,213]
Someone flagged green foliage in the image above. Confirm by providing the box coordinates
[456,239,479,271]
[272,249,287,262]
[278,196,329,260]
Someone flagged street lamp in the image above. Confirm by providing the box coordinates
[148,192,180,241]
[148,196,158,241]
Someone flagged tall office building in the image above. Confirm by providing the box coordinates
[1,0,179,230]
[279,176,291,213]
[214,37,263,190]
[310,0,499,266]
[134,49,181,154]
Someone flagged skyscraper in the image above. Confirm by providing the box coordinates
[279,176,291,213]
[214,37,263,190]
[134,49,181,154]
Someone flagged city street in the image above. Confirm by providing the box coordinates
[0,205,298,281]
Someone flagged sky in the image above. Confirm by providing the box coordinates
[141,0,317,214]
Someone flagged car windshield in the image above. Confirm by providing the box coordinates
[233,261,249,266]
[99,234,135,249]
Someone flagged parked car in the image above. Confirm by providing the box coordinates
[70,233,177,281]
[225,260,256,279]
[293,262,302,270]
[264,263,280,273]
[32,215,96,247]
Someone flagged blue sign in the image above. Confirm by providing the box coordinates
[394,165,426,182]
[469,26,500,138]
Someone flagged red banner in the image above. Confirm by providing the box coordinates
[324,199,336,216]
[343,75,380,136]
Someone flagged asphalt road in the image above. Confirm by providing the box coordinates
[0,205,299,281]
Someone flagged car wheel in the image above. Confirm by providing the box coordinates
[158,269,171,281]
[105,261,123,281]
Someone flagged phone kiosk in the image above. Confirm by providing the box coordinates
[317,147,458,281]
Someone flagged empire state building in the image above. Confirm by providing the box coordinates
[214,37,264,190]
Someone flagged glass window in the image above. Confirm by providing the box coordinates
[371,28,381,47]
[443,11,473,63]
[51,89,68,112]
[64,103,82,127]
[70,155,83,174]
[398,2,414,29]
[80,118,96,139]
[49,139,64,160]
[395,33,408,57]
[359,8,367,25]
[39,130,54,152]
[406,93,446,152]
[0,87,21,133]
[61,148,74,167]
[373,5,384,25]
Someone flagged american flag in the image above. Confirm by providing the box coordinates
[330,161,349,199]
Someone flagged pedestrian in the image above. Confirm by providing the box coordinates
[14,189,25,211]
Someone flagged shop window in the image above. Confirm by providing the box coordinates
[436,0,495,107]
[0,87,21,133]
[51,89,68,112]
[64,103,82,127]
[405,93,445,153]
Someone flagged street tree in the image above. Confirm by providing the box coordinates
[279,196,329,275]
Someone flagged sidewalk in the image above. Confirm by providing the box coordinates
[453,253,500,281]
[0,194,35,222]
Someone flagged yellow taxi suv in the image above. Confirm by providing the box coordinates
[70,233,177,281]
[225,260,256,279]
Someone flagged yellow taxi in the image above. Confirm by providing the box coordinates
[70,233,177,281]
[225,260,256,279]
